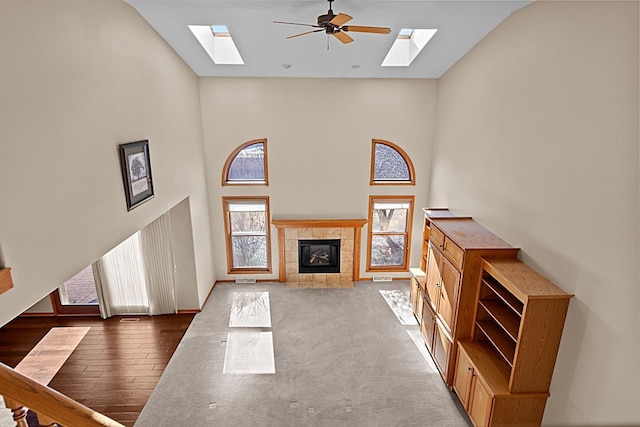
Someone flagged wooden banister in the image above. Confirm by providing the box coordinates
[0,362,125,427]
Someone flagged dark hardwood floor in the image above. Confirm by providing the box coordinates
[0,314,195,426]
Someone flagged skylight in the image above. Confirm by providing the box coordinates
[188,25,244,65]
[381,29,437,67]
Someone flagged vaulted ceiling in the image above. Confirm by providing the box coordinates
[124,0,531,79]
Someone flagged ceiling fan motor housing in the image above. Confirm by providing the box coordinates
[317,13,336,27]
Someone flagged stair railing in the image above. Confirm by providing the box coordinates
[0,362,125,427]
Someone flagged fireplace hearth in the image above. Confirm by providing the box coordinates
[298,239,340,274]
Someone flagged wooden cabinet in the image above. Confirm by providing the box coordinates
[420,217,518,386]
[453,258,572,426]
[0,268,13,295]
[411,209,572,424]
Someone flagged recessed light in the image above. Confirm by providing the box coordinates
[351,65,360,70]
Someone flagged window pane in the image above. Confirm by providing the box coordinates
[228,202,266,212]
[230,211,265,233]
[370,235,406,266]
[232,236,268,268]
[372,207,407,232]
[228,143,265,181]
[60,266,98,305]
[374,143,410,181]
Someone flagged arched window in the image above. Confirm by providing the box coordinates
[370,139,415,185]
[222,139,269,185]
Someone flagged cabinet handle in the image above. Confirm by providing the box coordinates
[468,367,472,371]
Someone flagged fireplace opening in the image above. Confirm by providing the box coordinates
[298,239,340,274]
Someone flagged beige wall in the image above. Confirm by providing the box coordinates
[199,78,438,281]
[170,197,200,309]
[0,0,215,326]
[430,1,639,425]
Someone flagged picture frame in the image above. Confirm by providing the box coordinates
[119,140,154,211]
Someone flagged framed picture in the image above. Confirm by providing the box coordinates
[119,140,154,211]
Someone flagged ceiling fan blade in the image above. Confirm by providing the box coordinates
[333,31,354,44]
[330,13,353,27]
[343,25,391,34]
[286,29,324,39]
[273,21,320,28]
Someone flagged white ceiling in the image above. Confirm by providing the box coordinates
[123,0,531,79]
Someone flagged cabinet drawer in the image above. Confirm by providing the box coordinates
[430,225,445,247]
[443,238,464,270]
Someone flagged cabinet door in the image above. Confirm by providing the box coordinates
[469,375,493,427]
[409,277,419,316]
[432,321,452,379]
[425,243,442,312]
[438,255,461,334]
[453,349,474,409]
[416,287,424,324]
[420,302,437,353]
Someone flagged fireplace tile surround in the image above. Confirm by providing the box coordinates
[272,219,367,288]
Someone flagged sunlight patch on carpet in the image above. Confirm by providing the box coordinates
[406,330,438,373]
[229,291,271,328]
[223,331,275,374]
[379,290,418,326]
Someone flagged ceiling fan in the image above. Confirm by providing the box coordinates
[273,0,391,45]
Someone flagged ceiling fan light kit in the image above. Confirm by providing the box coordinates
[274,0,391,45]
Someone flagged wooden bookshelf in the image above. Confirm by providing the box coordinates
[453,258,573,426]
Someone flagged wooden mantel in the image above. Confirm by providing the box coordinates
[271,218,367,283]
[272,219,367,229]
[0,268,13,295]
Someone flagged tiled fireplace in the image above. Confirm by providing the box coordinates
[272,219,367,288]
